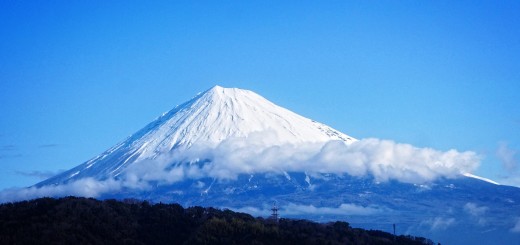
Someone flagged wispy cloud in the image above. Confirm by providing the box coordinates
[496,142,520,187]
[0,145,16,151]
[464,203,488,216]
[228,206,268,217]
[38,144,59,148]
[0,145,21,160]
[229,203,385,217]
[464,202,488,226]
[281,203,384,216]
[421,217,456,231]
[498,175,520,188]
[15,170,64,179]
[497,142,519,172]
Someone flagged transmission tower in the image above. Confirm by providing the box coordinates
[270,202,279,222]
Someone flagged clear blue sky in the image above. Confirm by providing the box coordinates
[1,1,519,190]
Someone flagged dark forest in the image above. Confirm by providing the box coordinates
[0,197,434,244]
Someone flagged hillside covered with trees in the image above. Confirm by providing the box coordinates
[0,197,434,244]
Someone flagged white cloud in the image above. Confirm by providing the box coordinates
[228,203,384,217]
[152,138,480,184]
[0,137,481,203]
[281,203,384,216]
[0,178,121,203]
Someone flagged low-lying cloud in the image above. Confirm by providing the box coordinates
[0,137,480,203]
[136,137,479,184]
[229,203,384,217]
[281,203,383,216]
[0,178,121,203]
[421,217,456,231]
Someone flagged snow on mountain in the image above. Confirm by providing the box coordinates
[128,85,355,152]
[38,85,355,185]
[463,172,500,185]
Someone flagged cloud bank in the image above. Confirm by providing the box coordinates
[134,137,479,184]
[0,137,480,202]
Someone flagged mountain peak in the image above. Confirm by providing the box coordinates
[208,84,225,91]
[204,85,246,94]
[204,85,225,95]
[200,85,256,103]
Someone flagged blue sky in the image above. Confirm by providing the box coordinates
[0,1,519,190]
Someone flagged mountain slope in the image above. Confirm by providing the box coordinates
[38,85,355,186]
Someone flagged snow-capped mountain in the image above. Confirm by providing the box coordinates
[34,85,520,244]
[38,85,355,186]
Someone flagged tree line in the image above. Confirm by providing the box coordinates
[0,197,434,244]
